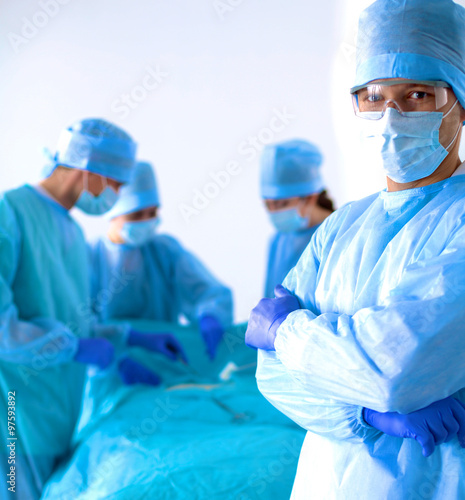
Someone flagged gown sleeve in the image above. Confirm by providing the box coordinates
[262,219,465,414]
[171,239,234,328]
[0,196,78,366]
[257,350,380,442]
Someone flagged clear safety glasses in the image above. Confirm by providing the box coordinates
[351,80,451,120]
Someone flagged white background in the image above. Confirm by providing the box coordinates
[2,0,464,321]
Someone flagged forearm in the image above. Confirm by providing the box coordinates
[275,299,465,413]
[195,288,234,329]
[257,350,381,442]
[0,305,78,366]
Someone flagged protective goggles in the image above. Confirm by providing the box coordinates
[351,80,451,120]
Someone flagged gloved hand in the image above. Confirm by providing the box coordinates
[199,315,224,361]
[363,397,465,457]
[245,284,300,351]
[118,356,161,386]
[128,330,188,363]
[74,338,115,370]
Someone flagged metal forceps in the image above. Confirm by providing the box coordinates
[211,396,255,424]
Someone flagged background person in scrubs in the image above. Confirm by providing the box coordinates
[0,118,137,499]
[246,0,465,498]
[90,160,234,361]
[261,139,335,298]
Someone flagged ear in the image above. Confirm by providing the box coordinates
[298,195,317,215]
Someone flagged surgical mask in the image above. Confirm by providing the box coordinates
[361,101,461,184]
[75,174,118,215]
[269,207,309,233]
[120,218,160,246]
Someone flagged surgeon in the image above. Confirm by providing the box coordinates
[261,139,334,298]
[0,119,185,499]
[246,0,465,498]
[90,161,233,361]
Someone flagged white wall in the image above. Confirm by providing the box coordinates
[4,0,461,321]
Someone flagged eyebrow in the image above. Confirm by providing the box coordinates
[365,84,435,90]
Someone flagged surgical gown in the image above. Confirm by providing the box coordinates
[257,173,465,499]
[90,235,233,328]
[0,185,91,499]
[265,227,317,298]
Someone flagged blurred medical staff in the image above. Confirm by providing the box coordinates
[261,139,334,297]
[0,119,186,499]
[0,118,136,498]
[246,0,465,498]
[90,161,233,361]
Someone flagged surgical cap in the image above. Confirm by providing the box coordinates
[260,139,324,199]
[106,161,160,219]
[45,118,137,183]
[351,0,465,111]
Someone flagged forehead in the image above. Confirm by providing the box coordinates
[365,78,449,88]
[369,78,418,85]
[353,79,450,95]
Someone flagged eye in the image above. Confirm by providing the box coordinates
[359,90,382,103]
[366,92,383,103]
[409,91,429,100]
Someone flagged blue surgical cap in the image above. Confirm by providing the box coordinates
[45,118,137,183]
[106,161,160,219]
[351,0,465,111]
[260,139,324,199]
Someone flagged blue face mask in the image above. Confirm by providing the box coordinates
[361,102,460,184]
[75,174,119,215]
[75,186,118,215]
[268,207,309,233]
[120,218,160,246]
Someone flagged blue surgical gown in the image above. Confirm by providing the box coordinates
[265,227,317,298]
[257,174,465,499]
[90,235,233,328]
[0,185,92,498]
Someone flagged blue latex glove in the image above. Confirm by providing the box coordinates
[199,315,224,361]
[128,330,188,363]
[117,356,161,386]
[73,338,115,369]
[363,397,465,457]
[245,284,300,351]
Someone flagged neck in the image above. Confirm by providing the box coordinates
[107,223,125,244]
[39,168,82,210]
[309,205,332,227]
